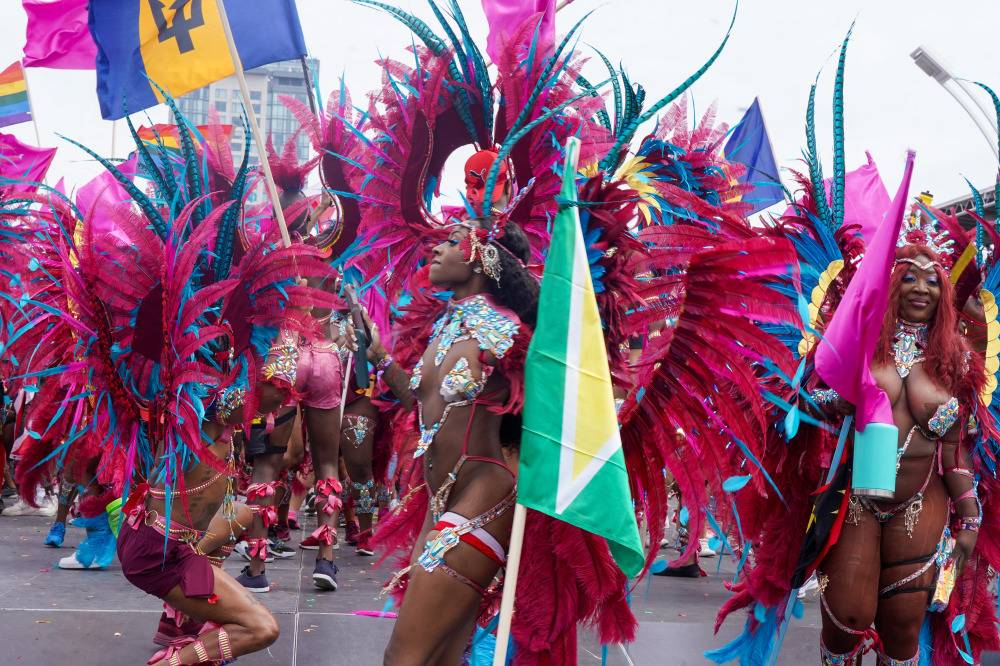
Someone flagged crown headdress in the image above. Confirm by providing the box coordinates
[896,191,955,262]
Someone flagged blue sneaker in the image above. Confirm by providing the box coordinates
[44,521,66,548]
[312,558,338,591]
[236,565,271,593]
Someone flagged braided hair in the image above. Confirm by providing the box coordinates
[484,221,538,328]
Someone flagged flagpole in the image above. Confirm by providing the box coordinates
[492,503,527,666]
[110,120,118,159]
[215,0,293,248]
[21,65,43,147]
[300,56,318,116]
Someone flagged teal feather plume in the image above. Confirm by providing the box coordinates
[58,135,168,238]
[447,0,494,141]
[592,48,622,134]
[598,0,738,173]
[804,81,832,229]
[830,24,854,231]
[576,74,612,130]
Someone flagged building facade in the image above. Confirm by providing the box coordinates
[174,58,319,170]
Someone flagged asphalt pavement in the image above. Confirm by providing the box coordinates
[0,513,821,665]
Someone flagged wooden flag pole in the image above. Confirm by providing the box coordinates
[21,65,43,147]
[216,0,292,248]
[491,503,527,666]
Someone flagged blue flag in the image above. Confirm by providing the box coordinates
[90,0,307,120]
[723,98,783,214]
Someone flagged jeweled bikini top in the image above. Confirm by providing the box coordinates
[410,294,520,458]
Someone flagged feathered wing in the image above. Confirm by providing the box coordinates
[620,232,800,575]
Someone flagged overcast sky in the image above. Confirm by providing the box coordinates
[2,0,999,205]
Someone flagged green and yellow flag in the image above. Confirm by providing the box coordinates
[518,137,644,577]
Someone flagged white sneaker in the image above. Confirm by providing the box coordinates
[698,537,717,558]
[3,495,56,517]
[58,552,103,570]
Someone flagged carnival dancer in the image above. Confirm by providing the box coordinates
[232,404,299,592]
[299,2,799,662]
[367,213,535,663]
[0,98,339,664]
[813,240,985,665]
[340,382,387,556]
[708,29,1000,666]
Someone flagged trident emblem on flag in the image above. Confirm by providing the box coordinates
[148,0,205,54]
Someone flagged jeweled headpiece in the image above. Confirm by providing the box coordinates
[896,191,954,263]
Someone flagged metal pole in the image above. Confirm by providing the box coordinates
[954,78,999,138]
[300,56,318,116]
[940,80,999,159]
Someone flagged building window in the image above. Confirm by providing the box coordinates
[215,89,226,100]
[215,101,227,112]
[250,90,262,101]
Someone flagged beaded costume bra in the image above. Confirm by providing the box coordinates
[410,294,519,458]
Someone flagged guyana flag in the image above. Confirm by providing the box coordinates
[518,137,644,577]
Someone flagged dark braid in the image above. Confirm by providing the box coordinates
[485,221,538,328]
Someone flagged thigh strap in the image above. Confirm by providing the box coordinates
[436,511,507,565]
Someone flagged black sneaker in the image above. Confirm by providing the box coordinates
[269,538,296,559]
[312,558,339,591]
[653,562,703,578]
[236,566,271,593]
[303,491,317,516]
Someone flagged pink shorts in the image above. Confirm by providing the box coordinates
[294,340,343,410]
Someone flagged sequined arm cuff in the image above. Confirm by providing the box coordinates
[262,330,300,389]
[810,388,840,406]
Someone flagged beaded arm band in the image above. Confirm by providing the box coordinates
[810,388,840,406]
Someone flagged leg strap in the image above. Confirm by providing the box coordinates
[352,479,377,515]
[218,627,233,662]
[315,478,344,516]
[821,639,862,665]
[248,503,278,528]
[245,537,269,562]
[308,523,335,547]
[875,649,919,666]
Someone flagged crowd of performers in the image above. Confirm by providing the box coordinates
[4,2,1000,665]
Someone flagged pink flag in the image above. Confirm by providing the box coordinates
[0,131,56,195]
[814,151,915,430]
[76,153,137,242]
[785,152,890,245]
[827,152,890,245]
[481,0,556,63]
[22,0,97,70]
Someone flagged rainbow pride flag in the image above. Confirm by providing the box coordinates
[0,62,31,129]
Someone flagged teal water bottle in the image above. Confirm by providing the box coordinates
[851,422,898,498]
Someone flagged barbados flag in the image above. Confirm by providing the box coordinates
[89,0,307,120]
[517,136,644,578]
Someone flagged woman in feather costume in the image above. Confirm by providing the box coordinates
[295,2,807,663]
[0,98,340,664]
[708,29,1000,666]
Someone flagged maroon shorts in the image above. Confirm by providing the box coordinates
[117,520,215,600]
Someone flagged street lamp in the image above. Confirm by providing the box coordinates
[911,45,999,159]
